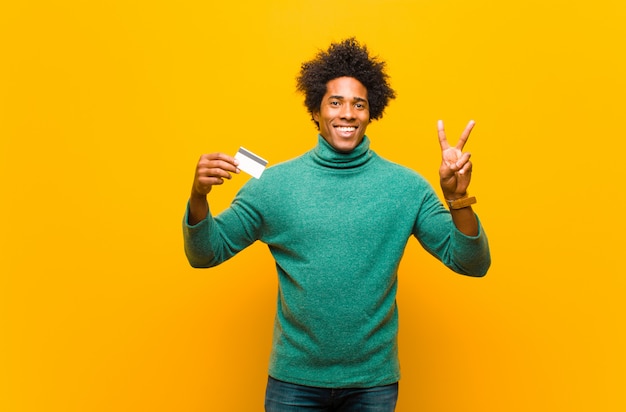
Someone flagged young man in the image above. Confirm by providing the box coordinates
[183,38,490,412]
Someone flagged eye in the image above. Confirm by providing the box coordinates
[330,101,340,106]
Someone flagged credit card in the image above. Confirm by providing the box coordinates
[234,147,268,179]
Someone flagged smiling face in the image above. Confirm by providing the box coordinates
[313,77,370,153]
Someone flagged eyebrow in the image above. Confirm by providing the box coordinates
[328,95,368,103]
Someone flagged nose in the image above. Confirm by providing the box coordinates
[340,104,355,120]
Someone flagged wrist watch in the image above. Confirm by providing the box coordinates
[446,194,477,210]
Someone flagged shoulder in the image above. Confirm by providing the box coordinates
[264,152,308,175]
[368,153,441,206]
[236,153,308,196]
[257,153,310,185]
[372,153,429,186]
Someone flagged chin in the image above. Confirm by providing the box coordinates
[333,138,362,152]
[333,142,357,152]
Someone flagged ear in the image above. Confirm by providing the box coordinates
[312,111,320,123]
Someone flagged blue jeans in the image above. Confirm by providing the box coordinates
[264,376,398,412]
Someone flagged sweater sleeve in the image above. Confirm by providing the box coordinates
[412,188,491,277]
[182,183,264,268]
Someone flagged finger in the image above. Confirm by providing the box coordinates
[455,120,475,151]
[198,175,227,186]
[454,152,472,170]
[209,160,240,175]
[206,167,234,180]
[193,175,226,196]
[205,152,239,165]
[456,158,473,175]
[201,153,240,170]
[199,154,240,174]
[437,120,450,150]
[196,164,234,185]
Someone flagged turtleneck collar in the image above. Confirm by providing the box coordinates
[311,134,373,169]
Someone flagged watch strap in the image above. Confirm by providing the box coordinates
[446,194,477,210]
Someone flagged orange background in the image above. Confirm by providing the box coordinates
[2,1,625,410]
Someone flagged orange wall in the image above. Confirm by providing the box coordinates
[2,1,625,410]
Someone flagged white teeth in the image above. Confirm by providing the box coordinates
[336,127,356,131]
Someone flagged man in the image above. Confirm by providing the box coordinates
[183,38,490,412]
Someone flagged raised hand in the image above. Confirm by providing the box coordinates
[191,153,240,197]
[188,153,239,225]
[438,120,475,200]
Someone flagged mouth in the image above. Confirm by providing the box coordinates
[334,126,358,136]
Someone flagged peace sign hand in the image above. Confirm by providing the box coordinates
[438,120,475,200]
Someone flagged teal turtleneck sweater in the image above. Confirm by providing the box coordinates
[183,135,490,388]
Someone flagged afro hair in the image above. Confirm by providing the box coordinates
[296,38,396,128]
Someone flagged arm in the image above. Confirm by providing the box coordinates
[413,184,490,277]
[184,152,245,268]
[437,120,478,236]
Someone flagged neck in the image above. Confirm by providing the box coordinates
[312,135,372,169]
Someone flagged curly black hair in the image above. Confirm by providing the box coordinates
[296,38,396,128]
